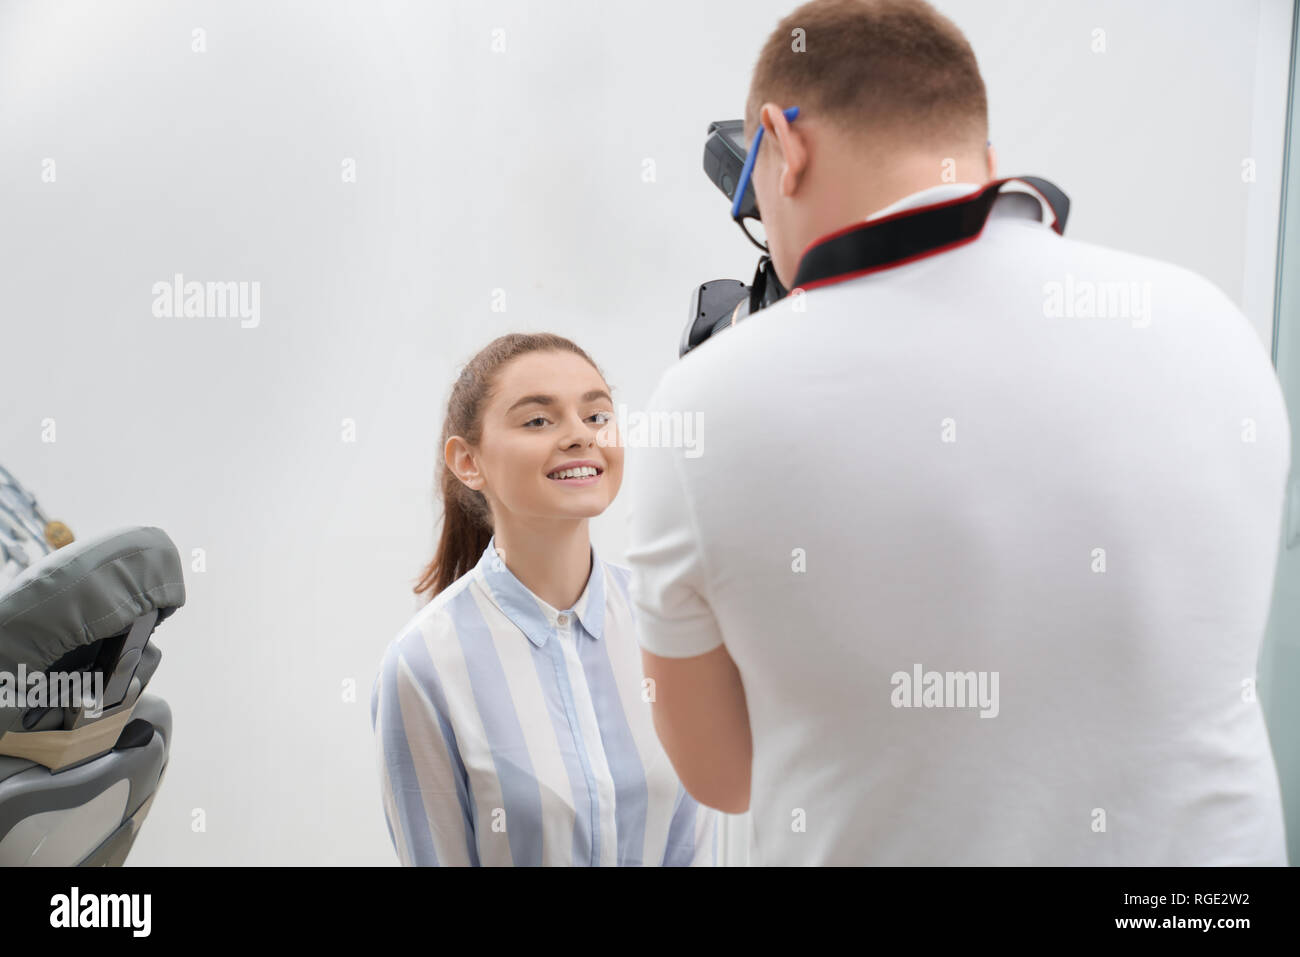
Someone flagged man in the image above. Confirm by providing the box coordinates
[623,0,1291,865]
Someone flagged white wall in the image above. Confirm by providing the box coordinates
[0,0,1291,865]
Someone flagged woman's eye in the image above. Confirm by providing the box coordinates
[524,412,611,428]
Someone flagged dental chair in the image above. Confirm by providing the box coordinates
[0,525,185,866]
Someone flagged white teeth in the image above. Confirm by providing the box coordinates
[548,466,598,480]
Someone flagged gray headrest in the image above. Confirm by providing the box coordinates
[0,526,185,679]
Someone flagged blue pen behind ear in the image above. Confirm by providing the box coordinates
[731,106,801,221]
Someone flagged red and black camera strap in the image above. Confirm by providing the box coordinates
[791,176,1070,294]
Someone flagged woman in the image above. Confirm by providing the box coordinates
[370,332,718,866]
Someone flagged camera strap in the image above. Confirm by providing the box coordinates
[790,176,1070,294]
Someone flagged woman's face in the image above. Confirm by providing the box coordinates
[447,350,624,525]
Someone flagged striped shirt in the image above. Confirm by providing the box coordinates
[370,534,718,866]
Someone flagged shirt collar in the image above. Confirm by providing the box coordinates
[472,535,606,648]
[865,181,1050,225]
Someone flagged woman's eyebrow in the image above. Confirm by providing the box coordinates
[506,390,613,414]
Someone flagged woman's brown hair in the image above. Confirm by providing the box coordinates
[413,332,606,603]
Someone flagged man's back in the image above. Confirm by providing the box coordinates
[630,192,1290,865]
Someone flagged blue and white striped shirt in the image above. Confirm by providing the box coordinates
[371,535,718,866]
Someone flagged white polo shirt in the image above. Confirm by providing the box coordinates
[623,182,1291,865]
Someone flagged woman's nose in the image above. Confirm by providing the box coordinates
[560,415,593,446]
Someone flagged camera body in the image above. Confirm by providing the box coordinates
[682,257,786,357]
[681,121,789,357]
[702,120,757,220]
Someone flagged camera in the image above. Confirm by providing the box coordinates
[681,119,1069,359]
[681,120,789,357]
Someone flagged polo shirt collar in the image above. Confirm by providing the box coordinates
[473,535,606,648]
[865,181,1049,225]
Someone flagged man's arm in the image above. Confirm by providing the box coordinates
[623,371,753,814]
[642,644,752,814]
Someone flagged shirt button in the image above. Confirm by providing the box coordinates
[557,613,569,626]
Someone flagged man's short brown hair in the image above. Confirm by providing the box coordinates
[745,0,988,155]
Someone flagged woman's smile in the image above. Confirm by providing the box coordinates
[545,462,605,487]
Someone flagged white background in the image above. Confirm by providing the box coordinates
[0,0,1292,864]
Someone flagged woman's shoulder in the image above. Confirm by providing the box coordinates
[599,559,634,603]
[597,558,637,626]
[380,568,480,663]
[601,558,633,586]
[371,570,484,722]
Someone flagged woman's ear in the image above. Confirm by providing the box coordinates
[445,436,482,489]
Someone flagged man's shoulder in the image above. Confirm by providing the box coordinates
[1061,231,1227,284]
[648,229,1253,401]
[646,305,795,408]
[1022,230,1246,321]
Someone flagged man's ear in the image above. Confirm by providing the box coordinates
[760,102,807,198]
